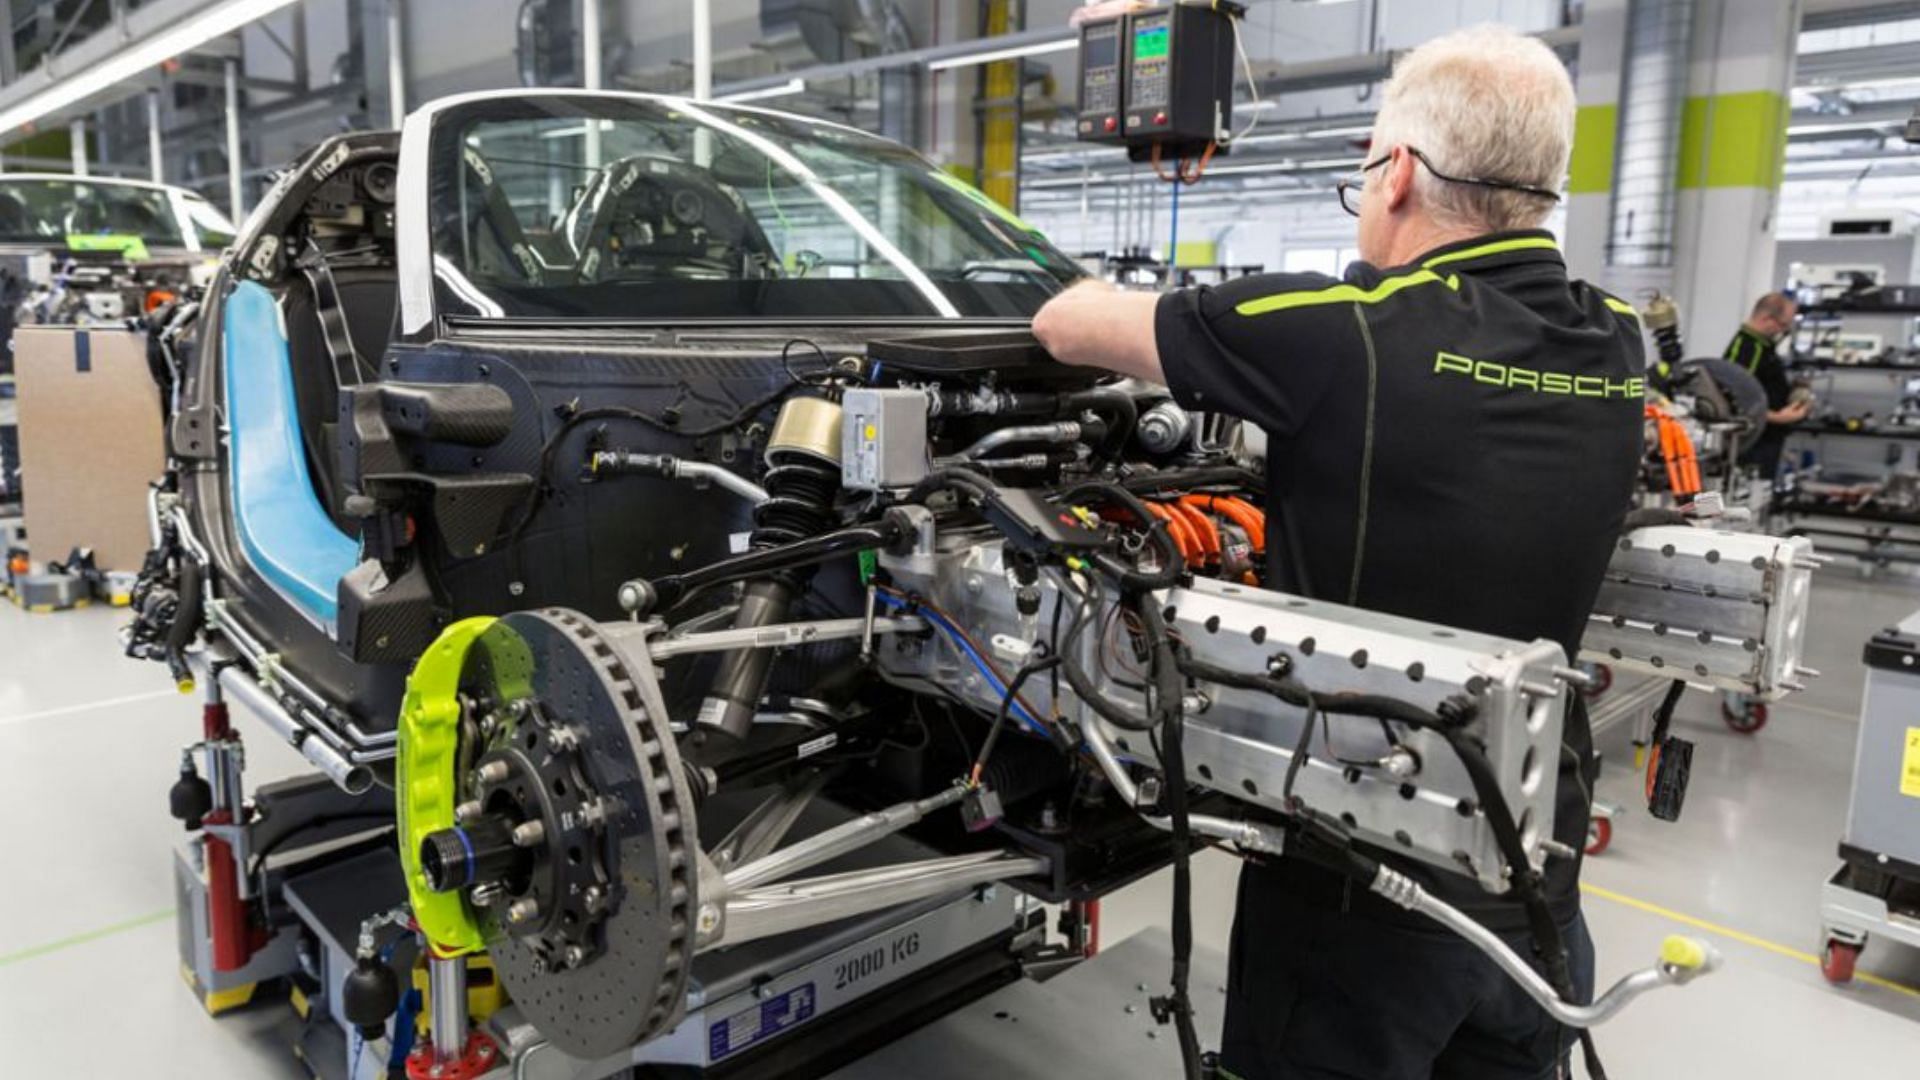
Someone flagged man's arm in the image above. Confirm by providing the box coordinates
[1767,401,1811,425]
[1032,279,1166,383]
[1756,353,1806,425]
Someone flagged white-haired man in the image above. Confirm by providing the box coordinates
[1034,25,1643,1080]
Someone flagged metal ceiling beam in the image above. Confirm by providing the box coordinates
[717,25,1074,96]
[1801,0,1920,32]
[1797,40,1920,86]
[719,22,1578,100]
[0,0,266,139]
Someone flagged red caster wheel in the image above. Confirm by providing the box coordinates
[1722,698,1769,734]
[1821,939,1861,985]
[1581,663,1612,699]
[1585,816,1613,856]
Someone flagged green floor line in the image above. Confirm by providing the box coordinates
[0,908,175,968]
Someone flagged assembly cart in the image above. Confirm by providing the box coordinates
[1818,612,1920,985]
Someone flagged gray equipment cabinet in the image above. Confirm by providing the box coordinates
[1818,610,1920,983]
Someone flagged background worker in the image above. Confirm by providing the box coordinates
[1032,24,1643,1080]
[1725,292,1809,483]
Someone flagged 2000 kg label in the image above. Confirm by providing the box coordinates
[834,931,919,990]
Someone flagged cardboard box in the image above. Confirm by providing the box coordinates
[13,327,165,571]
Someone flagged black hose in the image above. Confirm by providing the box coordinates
[1061,387,1139,462]
[633,521,902,615]
[1119,464,1266,497]
[1057,579,1159,733]
[165,557,203,686]
[1137,597,1202,1080]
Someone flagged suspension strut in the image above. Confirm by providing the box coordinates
[1643,293,1684,387]
[695,394,845,741]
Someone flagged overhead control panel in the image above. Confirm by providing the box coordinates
[1077,2,1241,161]
[1075,16,1126,144]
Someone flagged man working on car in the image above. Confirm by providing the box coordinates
[1725,292,1809,483]
[1033,24,1643,1080]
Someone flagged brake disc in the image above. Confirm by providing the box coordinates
[469,609,698,1058]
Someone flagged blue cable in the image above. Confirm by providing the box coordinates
[1169,178,1181,282]
[875,591,1047,735]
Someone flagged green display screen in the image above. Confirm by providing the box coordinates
[1134,25,1169,60]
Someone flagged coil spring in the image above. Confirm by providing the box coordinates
[1652,324,1684,368]
[751,451,839,549]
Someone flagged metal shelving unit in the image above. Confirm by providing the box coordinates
[1779,297,1920,565]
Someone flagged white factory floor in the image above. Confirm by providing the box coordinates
[2,568,1918,1078]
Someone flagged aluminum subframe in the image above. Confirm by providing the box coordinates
[1581,525,1816,698]
[877,535,1570,893]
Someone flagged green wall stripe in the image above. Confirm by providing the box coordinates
[1569,104,1618,195]
[1575,91,1789,196]
[1677,90,1788,190]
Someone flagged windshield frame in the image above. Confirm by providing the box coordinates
[397,89,1078,338]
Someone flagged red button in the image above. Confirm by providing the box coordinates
[1154,111,1167,124]
[1104,116,1118,132]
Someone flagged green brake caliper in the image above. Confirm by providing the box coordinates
[395,616,520,952]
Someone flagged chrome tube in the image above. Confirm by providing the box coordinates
[719,852,1046,948]
[429,953,469,1063]
[215,666,373,795]
[956,421,1082,460]
[724,785,968,891]
[1370,865,1719,1027]
[1081,720,1286,856]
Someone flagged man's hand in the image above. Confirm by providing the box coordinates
[1032,279,1167,384]
[1768,399,1812,425]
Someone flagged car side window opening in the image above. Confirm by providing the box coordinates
[428,97,1083,321]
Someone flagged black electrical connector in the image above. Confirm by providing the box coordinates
[1644,679,1694,822]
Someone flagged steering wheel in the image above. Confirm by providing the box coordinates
[574,155,776,284]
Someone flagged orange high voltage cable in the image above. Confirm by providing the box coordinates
[1646,404,1702,498]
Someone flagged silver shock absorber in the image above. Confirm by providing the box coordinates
[694,395,844,741]
[1643,292,1685,379]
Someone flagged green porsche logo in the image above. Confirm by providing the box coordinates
[1433,351,1643,400]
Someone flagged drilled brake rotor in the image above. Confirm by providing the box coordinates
[466,609,698,1059]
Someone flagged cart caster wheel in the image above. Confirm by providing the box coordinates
[1580,663,1612,699]
[1821,939,1862,985]
[1585,816,1613,857]
[1722,698,1768,734]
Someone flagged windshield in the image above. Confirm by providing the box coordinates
[426,95,1083,322]
[0,179,205,250]
[182,196,237,249]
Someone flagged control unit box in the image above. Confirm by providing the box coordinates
[1076,2,1239,159]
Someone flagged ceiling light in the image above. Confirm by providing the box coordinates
[0,0,303,135]
[927,39,1078,72]
[715,78,807,104]
[1786,119,1895,136]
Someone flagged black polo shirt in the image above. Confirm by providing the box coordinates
[1724,325,1792,412]
[1154,229,1644,929]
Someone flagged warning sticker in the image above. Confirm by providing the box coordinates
[709,982,816,1061]
[1903,728,1920,799]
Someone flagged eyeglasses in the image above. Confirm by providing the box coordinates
[1336,146,1563,216]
